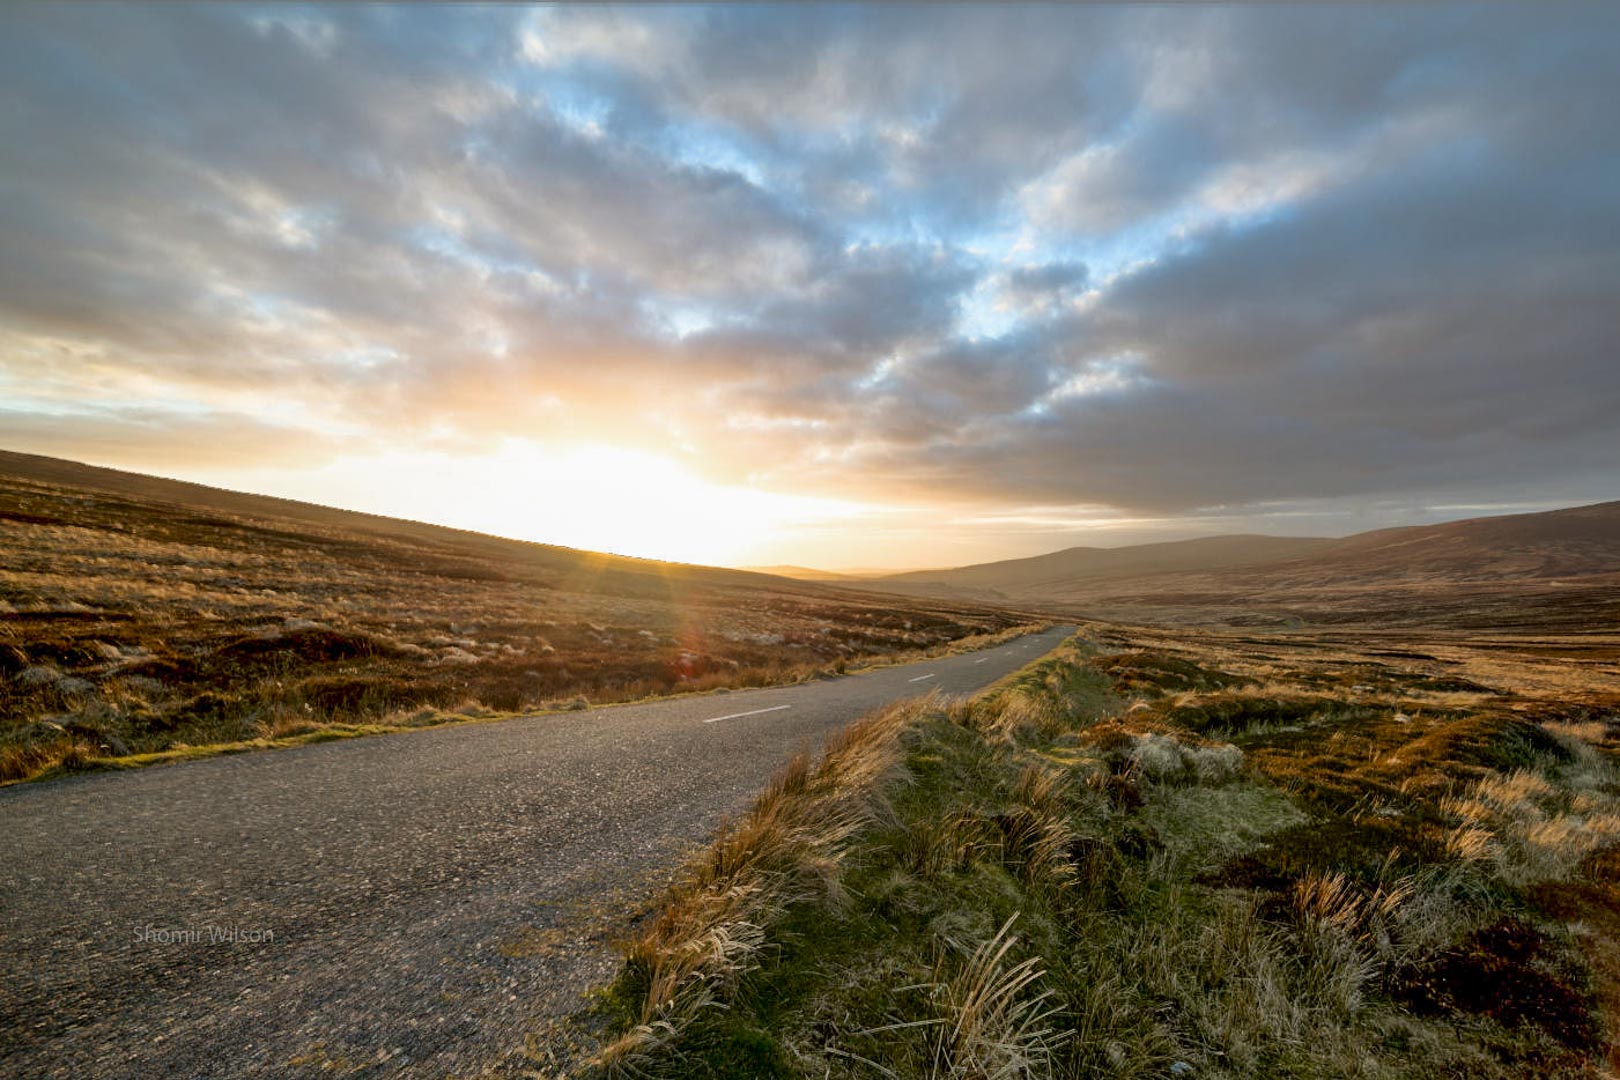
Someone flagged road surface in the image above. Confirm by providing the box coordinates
[0,626,1074,1078]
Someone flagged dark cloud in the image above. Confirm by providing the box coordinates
[1,3,1616,533]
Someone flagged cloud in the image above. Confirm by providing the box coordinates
[1,3,1616,540]
[0,405,347,471]
[993,262,1090,318]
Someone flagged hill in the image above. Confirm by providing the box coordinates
[882,534,1333,591]
[0,450,1033,783]
[0,451,823,589]
[1286,501,1620,583]
[857,503,1620,630]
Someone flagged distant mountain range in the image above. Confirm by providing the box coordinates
[833,502,1620,630]
[880,534,1334,591]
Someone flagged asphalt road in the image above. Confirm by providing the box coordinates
[0,625,1075,1079]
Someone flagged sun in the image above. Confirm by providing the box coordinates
[481,442,875,565]
[492,443,775,564]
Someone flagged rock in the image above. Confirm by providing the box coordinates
[17,665,60,687]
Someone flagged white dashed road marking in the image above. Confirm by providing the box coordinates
[702,704,793,724]
[909,673,937,683]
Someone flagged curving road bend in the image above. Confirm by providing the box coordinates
[0,626,1074,1078]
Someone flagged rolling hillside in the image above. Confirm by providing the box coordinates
[854,502,1620,629]
[0,450,828,593]
[880,534,1333,592]
[1282,501,1620,583]
[0,451,1034,782]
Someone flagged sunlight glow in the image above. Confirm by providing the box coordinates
[188,440,873,567]
[489,443,869,564]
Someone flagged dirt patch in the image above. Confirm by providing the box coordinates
[214,627,405,664]
[1531,847,1620,1073]
[1393,917,1600,1053]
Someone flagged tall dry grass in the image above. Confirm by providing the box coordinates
[924,914,1065,1078]
[1441,731,1620,888]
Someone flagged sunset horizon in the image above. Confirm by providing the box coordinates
[6,5,1617,568]
[7,443,1603,574]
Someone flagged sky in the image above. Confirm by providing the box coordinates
[2,4,1617,569]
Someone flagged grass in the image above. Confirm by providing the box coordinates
[597,697,921,1075]
[0,462,1041,783]
[566,628,1620,1078]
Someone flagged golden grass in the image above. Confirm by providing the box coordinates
[0,467,1039,783]
[1442,763,1620,888]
